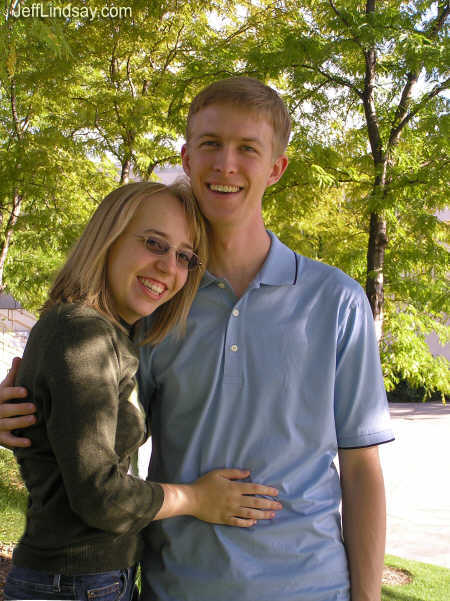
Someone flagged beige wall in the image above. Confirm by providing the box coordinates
[0,308,36,381]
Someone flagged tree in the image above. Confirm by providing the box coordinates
[227,0,449,395]
[1,0,246,310]
[56,0,230,184]
[1,0,447,395]
[0,2,116,311]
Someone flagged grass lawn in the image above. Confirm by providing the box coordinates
[0,448,26,543]
[1,448,449,599]
[382,554,450,601]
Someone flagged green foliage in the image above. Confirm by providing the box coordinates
[387,379,448,403]
[0,0,448,396]
[381,305,449,399]
[0,6,119,313]
[0,448,26,543]
[238,0,450,397]
[5,153,117,313]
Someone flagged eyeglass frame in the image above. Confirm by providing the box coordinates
[133,234,202,271]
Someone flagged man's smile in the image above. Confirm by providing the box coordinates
[207,183,243,194]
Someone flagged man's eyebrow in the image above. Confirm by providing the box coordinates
[197,133,219,139]
[241,137,263,146]
[197,133,263,146]
[141,228,193,250]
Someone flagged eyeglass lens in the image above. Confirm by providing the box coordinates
[143,236,199,270]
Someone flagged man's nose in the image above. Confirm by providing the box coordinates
[213,147,237,173]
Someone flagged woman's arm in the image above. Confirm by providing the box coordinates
[158,469,281,527]
[33,310,280,534]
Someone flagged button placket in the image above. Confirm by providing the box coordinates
[224,299,245,377]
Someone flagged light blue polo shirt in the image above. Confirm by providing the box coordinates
[139,231,394,601]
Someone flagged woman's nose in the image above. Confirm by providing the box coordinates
[155,249,178,273]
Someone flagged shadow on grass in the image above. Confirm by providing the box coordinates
[382,589,422,601]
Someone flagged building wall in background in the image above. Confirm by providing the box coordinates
[0,296,36,381]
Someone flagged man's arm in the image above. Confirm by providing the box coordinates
[0,357,36,448]
[338,445,386,601]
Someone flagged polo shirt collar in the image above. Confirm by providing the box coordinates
[200,230,297,289]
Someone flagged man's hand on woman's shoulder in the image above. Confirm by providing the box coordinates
[0,357,36,448]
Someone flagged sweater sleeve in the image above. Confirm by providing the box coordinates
[41,311,164,535]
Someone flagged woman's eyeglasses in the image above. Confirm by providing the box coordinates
[135,235,201,271]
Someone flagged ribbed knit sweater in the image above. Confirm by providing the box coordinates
[12,303,164,574]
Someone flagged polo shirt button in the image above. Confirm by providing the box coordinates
[230,344,239,352]
[232,309,239,317]
[218,282,225,288]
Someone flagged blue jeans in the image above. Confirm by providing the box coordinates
[4,565,138,601]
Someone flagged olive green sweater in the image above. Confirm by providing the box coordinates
[12,303,164,574]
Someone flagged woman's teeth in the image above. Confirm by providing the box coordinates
[139,277,165,295]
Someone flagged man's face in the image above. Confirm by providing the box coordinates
[181,104,288,229]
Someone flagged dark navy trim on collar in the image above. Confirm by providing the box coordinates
[255,231,298,287]
[199,230,298,289]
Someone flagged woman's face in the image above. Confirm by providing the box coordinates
[107,192,193,324]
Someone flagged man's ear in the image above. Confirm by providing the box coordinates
[181,144,191,177]
[266,155,288,188]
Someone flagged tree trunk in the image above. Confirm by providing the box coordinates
[0,189,23,291]
[120,158,131,185]
[365,211,388,341]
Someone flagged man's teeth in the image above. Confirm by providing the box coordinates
[139,278,165,294]
[209,184,240,193]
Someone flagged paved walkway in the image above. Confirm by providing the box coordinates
[380,402,450,568]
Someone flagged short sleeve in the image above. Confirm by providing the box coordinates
[334,290,394,448]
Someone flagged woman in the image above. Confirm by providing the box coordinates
[4,181,281,601]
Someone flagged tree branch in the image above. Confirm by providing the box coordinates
[10,80,23,140]
[109,38,120,90]
[429,1,450,37]
[126,56,136,98]
[0,189,23,289]
[291,63,363,98]
[160,25,184,75]
[328,0,364,50]
[391,71,419,130]
[362,48,384,165]
[72,96,101,128]
[388,77,450,149]
[387,2,449,151]
[145,154,180,179]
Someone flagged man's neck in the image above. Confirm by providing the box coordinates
[207,221,271,298]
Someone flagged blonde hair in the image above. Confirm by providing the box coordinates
[42,180,207,344]
[186,77,291,158]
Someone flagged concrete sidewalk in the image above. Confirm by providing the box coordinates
[380,402,450,568]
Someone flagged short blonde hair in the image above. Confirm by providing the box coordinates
[186,77,291,158]
[42,180,207,344]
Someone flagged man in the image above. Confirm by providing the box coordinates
[0,77,393,601]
